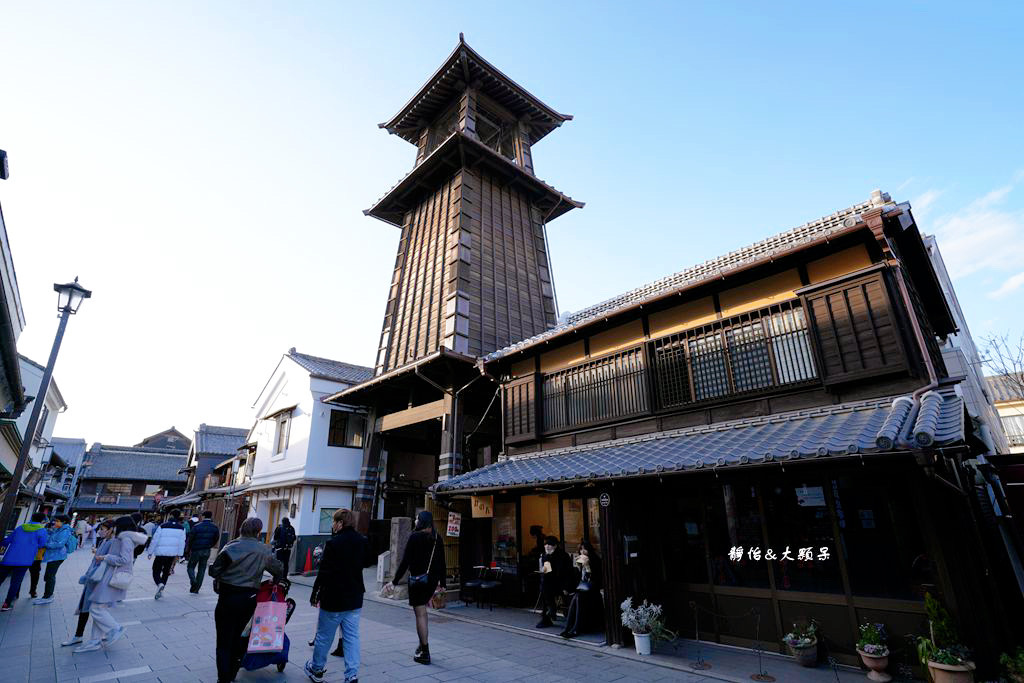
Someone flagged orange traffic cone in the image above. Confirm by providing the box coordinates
[303,547,313,574]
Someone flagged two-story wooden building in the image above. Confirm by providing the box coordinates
[429,190,1023,668]
[327,37,1021,673]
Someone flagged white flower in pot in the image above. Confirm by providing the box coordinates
[619,597,674,656]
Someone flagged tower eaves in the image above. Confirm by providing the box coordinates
[379,36,572,146]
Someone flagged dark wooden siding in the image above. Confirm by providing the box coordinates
[802,268,908,385]
[503,373,538,444]
[376,165,557,373]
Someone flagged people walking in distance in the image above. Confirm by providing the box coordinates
[304,509,368,683]
[385,510,446,665]
[186,510,220,593]
[142,515,158,553]
[148,510,186,599]
[208,517,284,683]
[129,512,146,561]
[34,514,77,605]
[0,512,48,611]
[84,517,97,547]
[72,516,147,653]
[62,519,114,647]
[271,517,296,573]
[74,515,89,547]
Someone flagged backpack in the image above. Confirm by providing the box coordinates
[65,533,79,554]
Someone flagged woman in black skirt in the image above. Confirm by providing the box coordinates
[386,510,446,664]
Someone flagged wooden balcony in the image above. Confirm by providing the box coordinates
[535,300,819,435]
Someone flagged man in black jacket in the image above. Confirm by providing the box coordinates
[186,511,220,594]
[304,509,368,683]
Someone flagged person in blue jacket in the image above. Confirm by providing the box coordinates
[34,514,75,605]
[0,512,49,611]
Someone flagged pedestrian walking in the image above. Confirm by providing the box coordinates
[271,517,296,573]
[0,512,48,611]
[62,519,115,647]
[129,512,146,561]
[34,514,77,605]
[72,516,148,653]
[304,509,367,683]
[208,517,284,683]
[74,516,89,547]
[85,517,96,547]
[385,510,446,665]
[187,510,220,593]
[148,510,186,599]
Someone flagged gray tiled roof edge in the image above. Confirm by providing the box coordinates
[487,192,893,360]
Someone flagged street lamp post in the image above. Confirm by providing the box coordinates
[0,278,90,533]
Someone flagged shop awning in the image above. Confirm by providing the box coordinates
[432,386,966,494]
[159,491,201,508]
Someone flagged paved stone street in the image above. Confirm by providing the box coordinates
[0,546,706,683]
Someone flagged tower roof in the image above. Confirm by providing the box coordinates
[380,35,572,146]
[365,130,583,226]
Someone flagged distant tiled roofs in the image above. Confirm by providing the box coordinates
[987,373,1024,403]
[81,444,187,483]
[288,348,373,385]
[194,424,249,457]
[488,192,894,360]
[50,437,87,468]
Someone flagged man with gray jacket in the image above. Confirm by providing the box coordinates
[209,517,284,683]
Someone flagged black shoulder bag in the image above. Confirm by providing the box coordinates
[409,532,437,587]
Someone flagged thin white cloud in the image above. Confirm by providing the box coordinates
[911,189,942,217]
[991,271,1024,299]
[931,176,1024,291]
[896,177,916,193]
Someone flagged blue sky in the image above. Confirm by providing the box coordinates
[1,2,1022,443]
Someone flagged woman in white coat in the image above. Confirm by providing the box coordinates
[74,517,148,653]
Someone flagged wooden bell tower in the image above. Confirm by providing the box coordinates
[367,35,583,375]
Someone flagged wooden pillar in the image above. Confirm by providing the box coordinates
[599,488,625,646]
[354,428,384,533]
[438,393,464,482]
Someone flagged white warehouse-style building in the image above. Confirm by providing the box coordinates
[247,348,372,572]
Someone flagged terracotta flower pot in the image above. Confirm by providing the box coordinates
[927,660,975,683]
[856,649,891,682]
[787,638,817,667]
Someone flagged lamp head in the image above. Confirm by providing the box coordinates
[54,277,92,314]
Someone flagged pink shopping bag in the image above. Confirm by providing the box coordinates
[246,595,287,654]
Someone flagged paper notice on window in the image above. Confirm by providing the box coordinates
[796,485,826,507]
[446,511,461,537]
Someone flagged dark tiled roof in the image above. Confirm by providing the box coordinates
[82,444,188,483]
[380,36,572,146]
[50,437,87,468]
[987,373,1024,403]
[488,191,895,360]
[159,491,201,508]
[433,386,964,493]
[194,424,249,456]
[288,348,373,385]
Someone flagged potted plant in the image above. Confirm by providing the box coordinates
[856,622,891,682]
[1000,647,1024,683]
[916,593,975,683]
[619,597,674,656]
[783,620,818,667]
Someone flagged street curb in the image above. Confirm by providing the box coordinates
[291,574,864,682]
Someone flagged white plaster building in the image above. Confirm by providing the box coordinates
[14,355,67,521]
[247,348,371,571]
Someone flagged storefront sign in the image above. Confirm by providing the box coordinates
[599,493,611,507]
[471,495,493,518]
[446,511,461,537]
